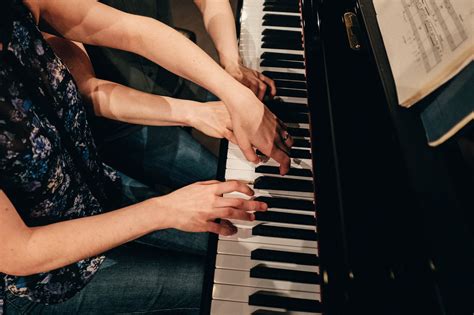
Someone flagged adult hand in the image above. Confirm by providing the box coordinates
[158,180,267,235]
[190,101,237,144]
[226,91,294,175]
[224,63,277,101]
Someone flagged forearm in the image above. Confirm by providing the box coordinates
[195,0,241,68]
[40,0,252,109]
[88,79,196,126]
[6,197,170,276]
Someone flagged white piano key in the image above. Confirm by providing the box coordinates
[225,168,311,183]
[216,253,319,273]
[211,299,321,315]
[212,284,320,303]
[217,239,317,256]
[226,148,312,170]
[230,220,315,231]
[223,190,314,202]
[213,269,320,293]
[219,228,318,248]
[260,66,305,74]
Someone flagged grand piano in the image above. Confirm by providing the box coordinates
[201,0,474,314]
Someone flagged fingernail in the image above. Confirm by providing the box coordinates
[250,213,256,221]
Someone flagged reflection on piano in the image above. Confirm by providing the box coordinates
[201,0,474,314]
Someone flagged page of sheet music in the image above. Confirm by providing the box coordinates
[373,0,474,107]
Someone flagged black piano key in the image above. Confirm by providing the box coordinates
[251,248,320,266]
[249,292,322,313]
[276,111,309,124]
[261,41,303,51]
[264,0,299,4]
[261,52,304,62]
[254,176,313,192]
[250,265,319,284]
[265,99,308,113]
[274,79,307,90]
[292,138,311,148]
[255,165,313,177]
[262,29,301,38]
[254,196,314,211]
[287,127,310,137]
[260,59,305,69]
[255,211,315,225]
[253,224,317,241]
[262,14,301,28]
[262,33,301,42]
[256,148,311,159]
[277,88,307,98]
[262,71,306,81]
[263,5,299,13]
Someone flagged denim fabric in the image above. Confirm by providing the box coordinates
[4,173,209,314]
[100,126,218,190]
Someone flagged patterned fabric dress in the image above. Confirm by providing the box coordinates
[0,1,121,313]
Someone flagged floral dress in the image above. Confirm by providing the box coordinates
[0,2,121,313]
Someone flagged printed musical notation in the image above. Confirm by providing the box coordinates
[400,0,468,73]
[373,0,473,107]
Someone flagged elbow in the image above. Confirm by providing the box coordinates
[0,259,42,277]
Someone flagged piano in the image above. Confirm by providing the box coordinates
[201,0,474,314]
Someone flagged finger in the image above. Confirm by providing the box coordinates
[216,180,254,196]
[259,74,277,97]
[216,207,255,221]
[257,82,267,101]
[216,198,268,212]
[199,180,221,185]
[271,146,291,175]
[238,138,259,164]
[278,128,294,150]
[206,220,237,236]
[224,129,238,145]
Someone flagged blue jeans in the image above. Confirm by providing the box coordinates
[100,125,217,190]
[5,173,210,314]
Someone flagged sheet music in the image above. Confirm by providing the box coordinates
[373,0,474,107]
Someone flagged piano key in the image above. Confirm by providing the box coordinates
[251,248,319,266]
[263,5,300,14]
[262,28,302,38]
[215,254,318,273]
[262,71,306,81]
[252,224,317,241]
[214,269,320,292]
[263,14,301,28]
[212,284,319,304]
[250,291,322,313]
[254,176,313,193]
[255,148,311,159]
[262,41,303,51]
[255,211,315,226]
[292,138,311,148]
[251,265,319,284]
[217,240,317,257]
[276,88,308,98]
[255,165,312,177]
[254,196,314,211]
[219,228,318,248]
[287,127,310,137]
[211,299,321,315]
[274,79,307,90]
[261,59,305,69]
[225,169,310,183]
[261,52,304,61]
[266,100,308,113]
[230,219,315,231]
[226,149,312,171]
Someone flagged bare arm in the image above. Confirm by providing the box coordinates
[38,0,292,173]
[0,181,266,276]
[194,0,276,100]
[45,34,235,141]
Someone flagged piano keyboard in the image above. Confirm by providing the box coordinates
[209,0,321,314]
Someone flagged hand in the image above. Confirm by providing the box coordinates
[158,180,268,235]
[224,63,277,101]
[190,101,237,144]
[226,91,294,175]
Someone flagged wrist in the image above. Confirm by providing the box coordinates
[149,196,174,230]
[219,53,242,70]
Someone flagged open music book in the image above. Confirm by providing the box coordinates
[373,0,474,108]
